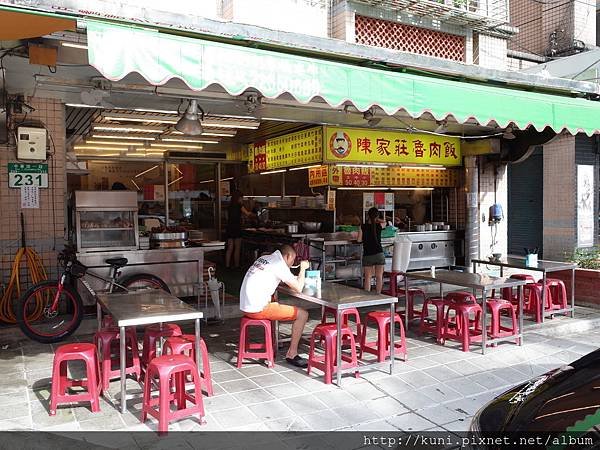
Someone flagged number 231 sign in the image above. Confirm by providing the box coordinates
[8,163,48,188]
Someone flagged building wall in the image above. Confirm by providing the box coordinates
[573,0,597,47]
[474,33,508,69]
[543,134,577,260]
[478,160,508,260]
[0,97,66,286]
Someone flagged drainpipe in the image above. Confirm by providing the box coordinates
[464,156,479,271]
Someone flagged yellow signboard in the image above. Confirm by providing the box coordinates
[324,127,461,166]
[308,165,329,187]
[328,166,459,187]
[248,127,323,172]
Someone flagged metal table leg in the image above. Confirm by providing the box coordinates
[472,261,477,274]
[481,288,487,355]
[120,325,127,413]
[571,268,575,318]
[195,319,202,391]
[403,274,409,332]
[96,302,102,331]
[518,285,524,346]
[389,302,395,375]
[336,309,342,387]
[541,272,546,323]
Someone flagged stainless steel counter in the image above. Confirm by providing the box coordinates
[76,245,224,303]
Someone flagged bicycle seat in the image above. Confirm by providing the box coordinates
[105,257,128,268]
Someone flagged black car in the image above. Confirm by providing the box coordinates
[469,349,600,449]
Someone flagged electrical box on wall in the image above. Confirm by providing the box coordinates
[17,127,47,160]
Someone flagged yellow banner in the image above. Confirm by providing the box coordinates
[308,165,329,187]
[328,166,459,187]
[323,127,461,166]
[248,127,323,172]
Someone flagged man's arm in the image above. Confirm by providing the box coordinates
[284,260,309,293]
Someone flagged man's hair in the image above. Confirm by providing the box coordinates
[280,245,296,258]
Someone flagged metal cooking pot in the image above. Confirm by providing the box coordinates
[301,221,322,232]
[286,224,299,233]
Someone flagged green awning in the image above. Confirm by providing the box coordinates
[87,20,600,136]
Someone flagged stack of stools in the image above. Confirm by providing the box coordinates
[321,307,362,346]
[419,296,448,343]
[307,323,358,384]
[382,271,424,320]
[359,311,407,362]
[441,292,483,352]
[141,354,204,434]
[237,317,275,368]
[163,335,214,396]
[94,326,141,391]
[539,278,568,312]
[49,343,102,415]
[141,323,182,377]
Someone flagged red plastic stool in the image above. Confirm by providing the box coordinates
[164,335,214,396]
[141,323,182,372]
[382,271,426,321]
[442,301,483,352]
[237,317,274,368]
[141,354,204,434]
[539,278,568,311]
[50,343,101,415]
[307,323,358,384]
[486,299,519,344]
[359,311,407,362]
[94,327,141,391]
[493,274,536,304]
[321,307,362,345]
[418,297,447,343]
[522,283,552,322]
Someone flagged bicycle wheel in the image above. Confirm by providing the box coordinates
[16,280,83,344]
[118,273,171,293]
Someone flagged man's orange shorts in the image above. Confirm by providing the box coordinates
[244,302,298,321]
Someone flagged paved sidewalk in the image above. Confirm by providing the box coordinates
[0,306,598,439]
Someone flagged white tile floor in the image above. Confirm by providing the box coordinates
[0,306,598,434]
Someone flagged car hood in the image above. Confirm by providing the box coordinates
[478,349,600,433]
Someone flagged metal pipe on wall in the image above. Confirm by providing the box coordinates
[216,162,222,240]
[464,156,479,271]
[164,161,170,225]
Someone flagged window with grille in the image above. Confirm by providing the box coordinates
[355,15,466,62]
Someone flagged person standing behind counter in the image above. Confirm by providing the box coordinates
[225,190,254,269]
[357,206,386,294]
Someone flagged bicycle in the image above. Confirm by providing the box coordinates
[16,247,170,343]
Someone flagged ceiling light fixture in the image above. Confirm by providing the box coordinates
[221,177,234,181]
[161,138,219,144]
[288,164,323,171]
[61,42,88,50]
[338,163,388,169]
[260,169,286,175]
[199,179,215,184]
[135,165,159,178]
[168,176,184,186]
[338,187,387,190]
[390,187,435,191]
[85,140,147,146]
[175,99,204,136]
[92,125,164,133]
[91,134,156,141]
[73,145,128,151]
[401,164,447,170]
[103,115,178,124]
[132,107,179,114]
[151,143,203,149]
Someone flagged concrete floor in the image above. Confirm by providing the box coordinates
[0,306,598,442]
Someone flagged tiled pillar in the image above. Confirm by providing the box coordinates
[0,97,66,284]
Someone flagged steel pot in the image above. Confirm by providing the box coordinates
[286,224,299,233]
[301,221,322,232]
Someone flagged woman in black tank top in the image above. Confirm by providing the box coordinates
[357,206,385,293]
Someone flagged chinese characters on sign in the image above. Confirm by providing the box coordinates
[248,127,323,172]
[21,186,40,209]
[324,127,461,166]
[328,166,458,188]
[308,166,329,187]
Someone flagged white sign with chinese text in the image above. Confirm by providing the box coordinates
[21,186,40,209]
[577,165,594,247]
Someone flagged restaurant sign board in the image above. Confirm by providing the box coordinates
[328,166,458,187]
[308,165,329,187]
[323,127,461,166]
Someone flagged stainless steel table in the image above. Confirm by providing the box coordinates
[96,290,204,413]
[403,270,527,354]
[473,257,577,323]
[278,282,397,386]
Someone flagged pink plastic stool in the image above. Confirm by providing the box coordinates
[321,307,362,345]
[382,271,424,320]
[486,299,519,344]
[141,354,204,434]
[442,301,483,352]
[359,311,407,362]
[50,343,101,415]
[522,283,552,322]
[94,327,141,391]
[164,335,214,396]
[307,323,358,384]
[418,297,447,343]
[494,274,535,305]
[539,278,568,311]
[141,323,182,372]
[237,317,274,368]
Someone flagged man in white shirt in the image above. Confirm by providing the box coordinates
[240,245,309,368]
